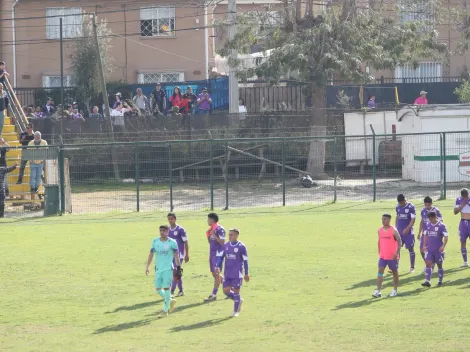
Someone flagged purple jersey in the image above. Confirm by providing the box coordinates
[396,202,416,233]
[217,241,248,279]
[209,225,226,254]
[423,221,448,253]
[168,225,187,258]
[421,206,443,224]
[455,197,470,215]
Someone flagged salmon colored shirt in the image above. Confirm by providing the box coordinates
[379,226,399,260]
[414,96,428,105]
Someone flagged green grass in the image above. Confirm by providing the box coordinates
[1,201,470,352]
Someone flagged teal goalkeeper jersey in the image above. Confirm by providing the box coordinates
[151,237,178,273]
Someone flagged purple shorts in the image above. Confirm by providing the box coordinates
[378,258,398,271]
[209,254,222,273]
[399,233,415,250]
[223,277,243,289]
[425,251,445,264]
[459,220,470,242]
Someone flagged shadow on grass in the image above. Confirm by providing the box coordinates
[332,288,423,311]
[169,317,232,332]
[145,301,207,317]
[346,267,464,291]
[94,318,156,334]
[106,300,161,314]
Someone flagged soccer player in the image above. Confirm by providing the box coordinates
[396,194,416,272]
[204,213,226,302]
[167,213,189,297]
[421,211,448,287]
[373,213,402,298]
[145,225,182,318]
[417,196,443,272]
[215,228,249,317]
[454,188,470,267]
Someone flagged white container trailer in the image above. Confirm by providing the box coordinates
[397,105,470,183]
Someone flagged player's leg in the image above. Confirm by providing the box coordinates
[223,278,235,300]
[231,278,243,316]
[204,255,222,301]
[422,252,434,287]
[437,252,444,286]
[373,260,386,298]
[162,271,176,314]
[389,260,399,297]
[407,236,416,273]
[460,226,468,266]
[176,256,184,296]
[170,259,177,295]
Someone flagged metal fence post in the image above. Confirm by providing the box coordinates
[333,137,337,203]
[439,133,444,200]
[443,132,447,200]
[225,140,229,210]
[372,133,377,202]
[169,143,173,211]
[210,139,214,210]
[135,143,140,212]
[58,146,65,215]
[282,139,286,206]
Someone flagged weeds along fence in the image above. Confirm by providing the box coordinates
[2,132,469,217]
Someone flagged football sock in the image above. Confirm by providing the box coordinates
[177,279,183,292]
[409,250,416,268]
[461,248,468,262]
[438,268,444,283]
[226,290,234,300]
[163,290,171,312]
[170,280,177,293]
[233,294,241,312]
[212,287,218,296]
[425,268,432,282]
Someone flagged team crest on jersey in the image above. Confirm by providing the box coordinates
[234,248,239,253]
[405,209,409,213]
[164,244,169,249]
[435,227,438,231]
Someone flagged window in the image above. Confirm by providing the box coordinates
[42,75,73,88]
[400,0,435,31]
[394,62,442,83]
[140,6,176,37]
[137,72,184,84]
[46,8,83,39]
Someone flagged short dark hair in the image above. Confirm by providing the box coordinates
[167,212,176,219]
[229,228,240,235]
[424,196,432,203]
[397,194,405,202]
[208,212,219,222]
[428,211,437,218]
[0,61,5,66]
[159,225,169,230]
[115,102,122,107]
[382,213,392,219]
[462,188,469,197]
[27,123,33,128]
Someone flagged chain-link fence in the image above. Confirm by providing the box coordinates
[3,131,469,218]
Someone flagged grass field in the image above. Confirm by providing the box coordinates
[1,200,470,352]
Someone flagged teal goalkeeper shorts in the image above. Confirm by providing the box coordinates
[155,270,173,289]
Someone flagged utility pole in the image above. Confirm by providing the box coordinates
[60,17,64,135]
[228,0,239,113]
[92,13,120,180]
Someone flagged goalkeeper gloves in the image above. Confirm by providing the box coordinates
[174,266,183,280]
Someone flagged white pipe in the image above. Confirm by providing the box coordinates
[12,0,19,87]
[204,4,209,80]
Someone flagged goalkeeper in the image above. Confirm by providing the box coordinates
[145,225,182,317]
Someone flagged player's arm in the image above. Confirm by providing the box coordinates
[422,230,428,252]
[440,227,449,253]
[183,237,189,263]
[405,208,416,232]
[213,229,225,245]
[418,218,423,239]
[145,249,154,276]
[392,229,402,259]
[377,230,380,255]
[454,199,467,215]
[242,247,249,282]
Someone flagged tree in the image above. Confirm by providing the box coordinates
[70,15,114,113]
[218,0,448,178]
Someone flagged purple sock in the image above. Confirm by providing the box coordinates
[233,294,241,312]
[212,287,218,296]
[177,279,183,292]
[170,279,177,293]
[226,291,234,300]
[409,250,416,268]
[462,248,468,262]
[438,268,444,282]
[425,267,432,282]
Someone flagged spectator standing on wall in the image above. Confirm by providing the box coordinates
[169,87,183,110]
[367,95,376,109]
[0,83,9,135]
[89,106,103,119]
[0,61,10,86]
[197,87,212,115]
[133,88,149,114]
[28,131,47,201]
[113,93,123,109]
[150,83,166,116]
[111,102,126,134]
[16,123,34,184]
[0,162,17,218]
[0,137,11,198]
[183,87,198,115]
[414,91,428,105]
